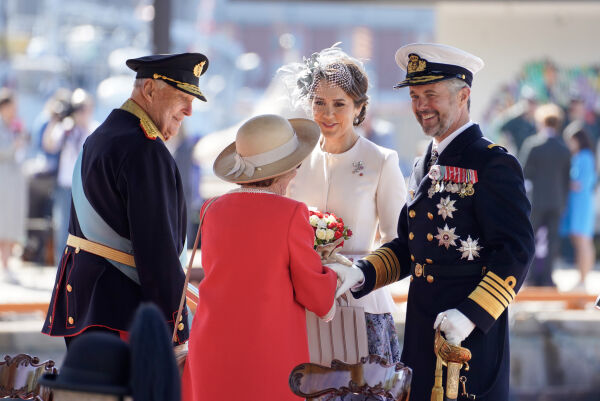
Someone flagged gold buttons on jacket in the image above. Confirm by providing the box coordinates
[68,317,74,325]
[178,323,185,331]
[410,254,415,262]
[427,233,434,241]
[415,264,423,277]
[410,276,414,282]
[427,275,434,283]
[426,258,433,264]
[64,247,68,255]
[427,212,434,220]
[75,247,80,254]
[409,232,415,240]
[409,210,416,218]
[66,284,73,293]
[49,316,52,324]
[178,315,183,322]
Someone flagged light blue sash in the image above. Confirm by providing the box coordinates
[71,151,188,285]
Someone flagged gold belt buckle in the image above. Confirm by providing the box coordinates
[415,263,423,277]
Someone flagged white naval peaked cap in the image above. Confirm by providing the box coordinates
[394,43,484,88]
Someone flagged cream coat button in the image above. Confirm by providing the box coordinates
[68,317,74,325]
[66,284,72,293]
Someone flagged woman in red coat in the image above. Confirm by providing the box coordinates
[182,114,338,401]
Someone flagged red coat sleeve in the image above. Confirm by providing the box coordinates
[288,203,337,317]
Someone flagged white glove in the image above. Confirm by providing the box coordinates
[433,308,476,345]
[325,263,365,299]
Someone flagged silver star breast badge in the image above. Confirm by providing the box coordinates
[437,196,457,220]
[435,224,460,249]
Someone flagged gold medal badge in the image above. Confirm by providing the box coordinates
[407,54,427,74]
[193,61,206,78]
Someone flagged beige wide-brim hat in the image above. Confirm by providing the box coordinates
[213,114,320,184]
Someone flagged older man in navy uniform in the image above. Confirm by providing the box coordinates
[331,44,534,401]
[42,53,209,348]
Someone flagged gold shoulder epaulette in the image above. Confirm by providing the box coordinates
[487,143,507,152]
[120,99,166,142]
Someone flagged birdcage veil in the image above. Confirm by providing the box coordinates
[277,43,368,115]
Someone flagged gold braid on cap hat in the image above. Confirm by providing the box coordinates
[153,73,205,98]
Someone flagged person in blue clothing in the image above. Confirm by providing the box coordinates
[560,122,597,291]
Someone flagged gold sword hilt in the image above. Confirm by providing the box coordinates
[431,354,444,401]
[433,328,472,401]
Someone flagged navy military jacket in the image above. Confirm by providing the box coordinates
[354,124,534,401]
[42,102,189,344]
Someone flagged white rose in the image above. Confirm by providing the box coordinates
[317,219,327,229]
[325,229,335,241]
[326,215,337,224]
[309,215,320,227]
[316,228,327,240]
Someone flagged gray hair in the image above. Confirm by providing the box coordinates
[133,78,168,90]
[445,78,470,111]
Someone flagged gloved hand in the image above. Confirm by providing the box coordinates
[173,342,189,374]
[316,238,344,262]
[433,308,476,345]
[325,263,365,298]
[320,300,336,322]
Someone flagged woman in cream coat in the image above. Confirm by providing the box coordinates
[285,45,406,365]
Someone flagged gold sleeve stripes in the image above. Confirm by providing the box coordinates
[468,271,517,319]
[364,247,402,291]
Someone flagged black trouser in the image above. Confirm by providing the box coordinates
[64,326,120,348]
[528,208,562,286]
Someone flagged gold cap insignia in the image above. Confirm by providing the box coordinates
[193,61,206,78]
[407,54,427,74]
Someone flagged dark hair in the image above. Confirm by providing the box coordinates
[344,62,369,126]
[564,121,593,151]
[309,60,369,126]
[0,88,14,108]
[535,103,564,131]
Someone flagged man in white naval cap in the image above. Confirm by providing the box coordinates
[329,43,534,400]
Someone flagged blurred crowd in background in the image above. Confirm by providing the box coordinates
[0,0,599,291]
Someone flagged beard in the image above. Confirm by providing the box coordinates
[417,110,454,139]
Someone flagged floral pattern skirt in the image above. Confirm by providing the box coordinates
[364,312,401,364]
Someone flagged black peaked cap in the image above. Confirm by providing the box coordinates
[126,52,209,101]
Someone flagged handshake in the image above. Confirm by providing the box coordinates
[317,240,365,298]
[324,262,365,298]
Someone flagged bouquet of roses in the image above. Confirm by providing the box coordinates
[308,208,353,266]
